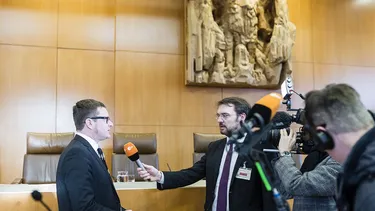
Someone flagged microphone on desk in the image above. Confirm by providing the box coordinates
[166,163,172,172]
[31,190,52,211]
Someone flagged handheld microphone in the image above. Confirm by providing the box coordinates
[124,142,146,171]
[31,190,52,211]
[229,93,282,146]
[239,92,282,134]
[249,92,282,125]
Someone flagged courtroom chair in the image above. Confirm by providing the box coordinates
[112,133,158,182]
[12,132,74,184]
[193,133,225,164]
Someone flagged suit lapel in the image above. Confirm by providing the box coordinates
[75,135,108,172]
[75,135,115,186]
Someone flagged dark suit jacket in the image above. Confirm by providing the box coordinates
[56,134,125,211]
[157,137,277,211]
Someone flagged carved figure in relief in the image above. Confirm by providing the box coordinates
[243,1,258,64]
[200,0,219,70]
[186,0,296,88]
[210,49,226,84]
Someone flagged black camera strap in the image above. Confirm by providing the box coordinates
[300,150,329,173]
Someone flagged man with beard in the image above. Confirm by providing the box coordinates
[137,97,276,211]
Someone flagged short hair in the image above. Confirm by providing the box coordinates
[73,99,106,131]
[217,97,251,117]
[304,83,373,134]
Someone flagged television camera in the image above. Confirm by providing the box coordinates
[264,90,314,154]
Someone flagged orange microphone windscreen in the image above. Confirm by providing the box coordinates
[254,92,282,121]
[123,142,139,157]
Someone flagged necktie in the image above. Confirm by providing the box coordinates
[217,143,233,211]
[97,148,108,170]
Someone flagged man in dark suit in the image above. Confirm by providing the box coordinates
[137,97,276,211]
[56,99,131,211]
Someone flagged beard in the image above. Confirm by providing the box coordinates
[220,127,232,137]
[219,124,241,137]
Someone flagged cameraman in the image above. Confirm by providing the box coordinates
[304,83,375,211]
[272,127,341,210]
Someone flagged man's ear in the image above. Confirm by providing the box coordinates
[316,125,326,132]
[85,118,94,130]
[239,113,247,122]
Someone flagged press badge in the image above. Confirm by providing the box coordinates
[236,161,251,180]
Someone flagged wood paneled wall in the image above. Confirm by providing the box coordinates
[0,0,375,184]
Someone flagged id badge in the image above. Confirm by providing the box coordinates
[236,162,251,180]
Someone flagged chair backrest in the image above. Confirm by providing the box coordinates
[23,132,74,184]
[112,133,158,181]
[193,133,225,164]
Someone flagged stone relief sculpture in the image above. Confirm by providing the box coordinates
[185,0,296,88]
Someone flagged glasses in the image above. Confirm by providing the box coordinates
[88,116,111,123]
[216,113,232,120]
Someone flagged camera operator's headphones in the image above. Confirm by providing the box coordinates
[313,126,335,151]
[307,110,375,151]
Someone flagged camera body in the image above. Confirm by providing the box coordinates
[290,109,314,154]
[266,109,314,154]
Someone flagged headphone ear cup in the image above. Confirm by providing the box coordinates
[315,129,335,150]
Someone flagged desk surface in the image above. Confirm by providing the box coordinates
[0,181,207,211]
[0,180,294,211]
[0,180,206,193]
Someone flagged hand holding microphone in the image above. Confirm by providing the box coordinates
[137,163,162,182]
[124,142,158,182]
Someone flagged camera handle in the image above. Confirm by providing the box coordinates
[283,89,305,111]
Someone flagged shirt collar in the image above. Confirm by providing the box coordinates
[226,133,247,146]
[226,133,247,147]
[75,131,100,157]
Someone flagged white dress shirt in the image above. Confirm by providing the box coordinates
[75,132,102,159]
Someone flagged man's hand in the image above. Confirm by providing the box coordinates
[278,129,296,152]
[137,163,162,182]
